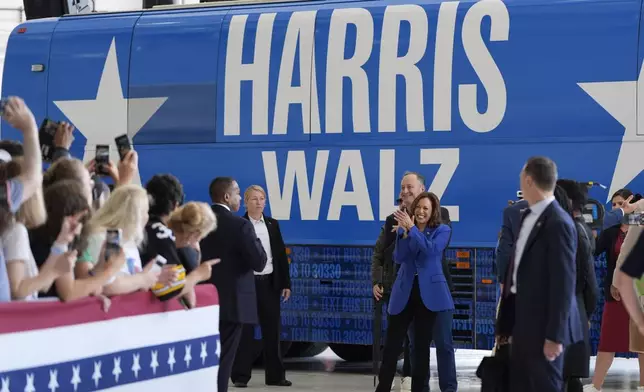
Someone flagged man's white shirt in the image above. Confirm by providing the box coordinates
[511,195,555,294]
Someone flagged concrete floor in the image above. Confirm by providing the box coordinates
[234,348,644,391]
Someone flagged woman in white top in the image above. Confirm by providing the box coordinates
[3,158,77,300]
[86,184,161,296]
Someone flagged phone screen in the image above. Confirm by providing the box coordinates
[95,145,110,175]
[104,229,122,260]
[114,134,131,160]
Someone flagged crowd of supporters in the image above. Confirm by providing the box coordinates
[0,96,217,307]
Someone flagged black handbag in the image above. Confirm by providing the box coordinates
[476,340,510,392]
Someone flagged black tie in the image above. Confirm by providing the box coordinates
[503,208,532,297]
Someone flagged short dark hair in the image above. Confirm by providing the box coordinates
[409,192,442,228]
[0,140,24,158]
[146,174,184,217]
[209,177,235,203]
[524,156,557,191]
[553,184,573,216]
[403,171,425,186]
[612,188,633,201]
[557,179,587,212]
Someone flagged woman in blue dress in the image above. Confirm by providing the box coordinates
[375,192,454,392]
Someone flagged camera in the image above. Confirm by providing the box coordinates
[39,118,59,163]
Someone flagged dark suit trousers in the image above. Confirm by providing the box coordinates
[231,274,285,384]
[219,321,243,392]
[509,344,564,392]
[376,277,437,392]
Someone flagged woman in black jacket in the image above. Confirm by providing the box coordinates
[554,181,598,392]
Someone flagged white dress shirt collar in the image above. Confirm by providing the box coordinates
[214,203,231,212]
[528,195,555,216]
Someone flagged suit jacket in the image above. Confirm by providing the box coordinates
[371,207,453,294]
[243,212,291,291]
[200,204,267,324]
[496,201,583,354]
[495,200,529,282]
[389,224,454,315]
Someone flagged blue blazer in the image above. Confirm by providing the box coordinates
[389,224,454,315]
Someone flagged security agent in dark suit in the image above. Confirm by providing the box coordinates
[231,185,292,388]
[371,171,456,391]
[495,198,529,289]
[199,177,267,392]
[496,156,583,392]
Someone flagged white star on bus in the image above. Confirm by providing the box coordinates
[579,63,644,201]
[54,38,168,186]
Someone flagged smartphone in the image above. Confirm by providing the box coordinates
[95,144,110,176]
[104,229,122,261]
[39,119,59,162]
[625,213,644,226]
[0,99,7,116]
[114,134,131,161]
[151,254,167,274]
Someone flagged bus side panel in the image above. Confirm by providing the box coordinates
[1,19,57,139]
[130,9,229,146]
[46,13,142,163]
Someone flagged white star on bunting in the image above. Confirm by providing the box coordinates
[0,377,9,392]
[151,350,159,375]
[113,356,122,383]
[184,344,192,368]
[24,374,35,392]
[168,347,176,372]
[53,38,168,186]
[92,361,102,388]
[48,369,59,392]
[200,341,208,365]
[71,365,81,392]
[579,63,644,200]
[132,353,141,379]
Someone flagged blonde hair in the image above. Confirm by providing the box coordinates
[7,158,46,228]
[168,202,217,241]
[244,185,266,204]
[89,184,149,245]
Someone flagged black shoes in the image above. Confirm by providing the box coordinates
[266,380,292,387]
[233,380,292,388]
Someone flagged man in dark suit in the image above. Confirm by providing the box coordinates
[496,156,583,392]
[371,171,456,392]
[231,185,292,388]
[200,177,267,392]
[495,199,529,295]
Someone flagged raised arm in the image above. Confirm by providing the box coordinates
[407,225,451,256]
[545,217,577,344]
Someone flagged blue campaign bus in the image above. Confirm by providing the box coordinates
[3,0,644,361]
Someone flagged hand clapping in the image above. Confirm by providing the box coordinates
[393,209,414,231]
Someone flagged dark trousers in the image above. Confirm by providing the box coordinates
[376,278,437,392]
[219,321,243,392]
[402,310,457,392]
[231,274,285,384]
[509,344,564,392]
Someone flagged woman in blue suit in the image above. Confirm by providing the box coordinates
[375,192,454,392]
